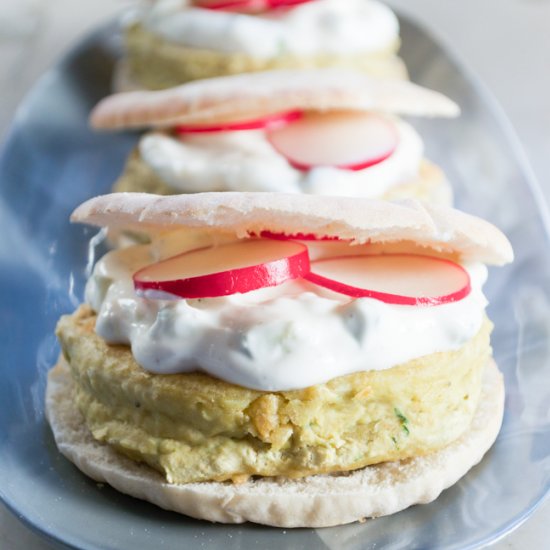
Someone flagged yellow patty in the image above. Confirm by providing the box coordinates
[112,148,451,204]
[57,305,492,483]
[124,23,407,89]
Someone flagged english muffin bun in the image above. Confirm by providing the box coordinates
[91,68,459,130]
[70,192,512,264]
[48,193,512,527]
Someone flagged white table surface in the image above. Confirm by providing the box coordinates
[1,0,549,548]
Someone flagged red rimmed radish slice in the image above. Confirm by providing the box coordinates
[175,111,302,134]
[258,230,345,242]
[194,0,314,12]
[305,254,471,306]
[133,240,310,299]
[193,0,259,11]
[267,112,399,172]
[267,0,315,7]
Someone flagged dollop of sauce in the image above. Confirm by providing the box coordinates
[86,233,489,391]
[139,117,423,197]
[138,0,399,57]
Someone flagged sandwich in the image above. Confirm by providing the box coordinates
[119,0,406,90]
[47,192,513,527]
[91,69,459,203]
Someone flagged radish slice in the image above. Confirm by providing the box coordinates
[305,254,471,306]
[175,111,302,134]
[267,112,399,172]
[193,0,259,11]
[258,230,345,242]
[134,240,310,299]
[195,0,314,12]
[268,0,314,6]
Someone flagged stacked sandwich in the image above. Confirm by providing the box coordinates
[91,69,458,203]
[119,0,406,90]
[46,0,514,529]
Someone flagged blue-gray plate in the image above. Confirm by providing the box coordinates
[1,15,549,550]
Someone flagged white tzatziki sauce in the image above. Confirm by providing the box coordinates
[86,234,489,391]
[139,117,423,197]
[139,0,399,58]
